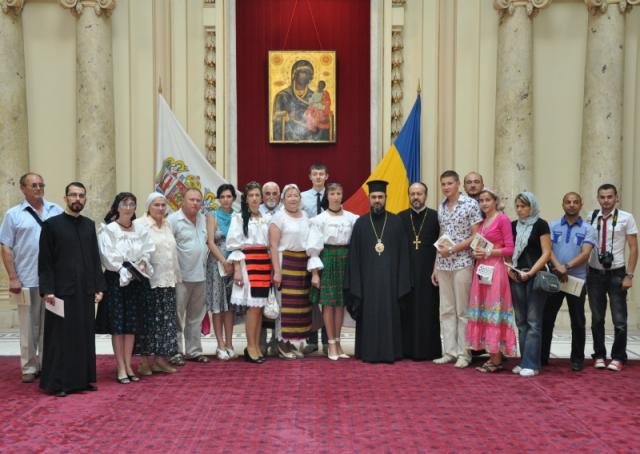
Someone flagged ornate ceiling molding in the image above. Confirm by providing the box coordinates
[60,0,116,17]
[1,0,25,16]
[494,0,551,18]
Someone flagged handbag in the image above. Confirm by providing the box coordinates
[476,264,494,285]
[532,267,561,294]
[263,286,280,320]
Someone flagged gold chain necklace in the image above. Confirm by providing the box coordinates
[369,212,388,256]
[410,209,428,250]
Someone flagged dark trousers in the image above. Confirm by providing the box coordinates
[307,327,328,346]
[541,288,586,365]
[587,267,628,362]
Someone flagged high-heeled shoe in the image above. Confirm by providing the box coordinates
[335,338,350,359]
[327,339,339,361]
[244,348,264,364]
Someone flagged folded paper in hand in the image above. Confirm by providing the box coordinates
[470,233,494,254]
[559,275,585,297]
[434,234,456,249]
[45,297,65,318]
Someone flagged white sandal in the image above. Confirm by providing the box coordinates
[335,337,350,359]
[216,347,230,361]
[327,339,339,361]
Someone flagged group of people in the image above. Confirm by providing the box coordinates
[0,165,636,397]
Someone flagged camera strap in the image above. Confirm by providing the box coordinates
[596,208,618,255]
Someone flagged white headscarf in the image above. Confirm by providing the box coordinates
[512,191,540,264]
[145,192,166,213]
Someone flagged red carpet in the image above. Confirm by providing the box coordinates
[0,356,638,453]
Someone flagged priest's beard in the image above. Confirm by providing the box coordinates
[371,205,385,215]
[68,201,84,213]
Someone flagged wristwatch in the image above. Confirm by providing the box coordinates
[448,246,454,255]
[564,263,572,270]
[626,273,634,278]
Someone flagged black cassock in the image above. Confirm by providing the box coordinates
[399,208,442,360]
[38,213,106,393]
[346,211,410,363]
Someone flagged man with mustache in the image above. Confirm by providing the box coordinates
[346,180,410,363]
[38,182,105,397]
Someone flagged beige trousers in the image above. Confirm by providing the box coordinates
[17,288,45,374]
[436,267,473,360]
[175,281,206,357]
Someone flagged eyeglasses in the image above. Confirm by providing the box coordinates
[30,183,45,189]
[66,193,86,199]
[119,202,137,209]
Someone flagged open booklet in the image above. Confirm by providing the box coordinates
[470,232,494,254]
[433,234,456,250]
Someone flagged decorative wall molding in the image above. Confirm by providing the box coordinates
[390,29,404,139]
[1,0,25,16]
[585,0,640,15]
[204,28,217,167]
[60,0,116,17]
[494,0,551,18]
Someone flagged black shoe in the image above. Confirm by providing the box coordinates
[571,362,584,372]
[244,348,264,364]
[85,384,98,392]
[55,390,67,398]
[303,344,319,354]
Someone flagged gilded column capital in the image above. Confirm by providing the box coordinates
[1,0,25,16]
[494,0,551,17]
[60,0,115,17]
[585,0,640,15]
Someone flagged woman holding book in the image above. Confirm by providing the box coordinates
[466,188,517,372]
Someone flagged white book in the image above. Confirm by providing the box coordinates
[434,234,456,249]
[560,275,585,297]
[45,297,65,318]
[470,232,494,254]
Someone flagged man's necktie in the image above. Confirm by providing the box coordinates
[316,192,322,215]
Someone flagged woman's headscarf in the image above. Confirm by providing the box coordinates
[145,192,166,213]
[512,191,540,264]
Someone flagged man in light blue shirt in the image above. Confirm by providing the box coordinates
[0,173,63,382]
[168,188,209,364]
[541,192,596,371]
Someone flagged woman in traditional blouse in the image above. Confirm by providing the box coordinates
[134,192,180,375]
[507,192,552,377]
[270,184,312,360]
[465,188,517,372]
[307,183,358,360]
[97,192,155,384]
[205,184,237,361]
[227,181,272,364]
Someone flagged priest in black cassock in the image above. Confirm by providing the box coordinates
[399,182,442,360]
[345,180,410,363]
[38,182,106,397]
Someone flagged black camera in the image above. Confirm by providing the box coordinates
[598,252,614,269]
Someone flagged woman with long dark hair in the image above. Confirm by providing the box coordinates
[205,184,238,360]
[97,192,155,383]
[226,182,272,364]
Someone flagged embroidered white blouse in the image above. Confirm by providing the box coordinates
[306,210,358,271]
[134,215,181,289]
[98,221,155,287]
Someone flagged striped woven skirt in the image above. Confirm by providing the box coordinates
[244,246,271,298]
[310,245,349,307]
[279,250,312,340]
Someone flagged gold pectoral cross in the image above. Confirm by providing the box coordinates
[413,236,421,250]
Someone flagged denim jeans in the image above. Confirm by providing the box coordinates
[511,279,546,370]
[587,267,628,362]
[541,288,586,365]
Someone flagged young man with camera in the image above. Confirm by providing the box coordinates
[587,183,638,372]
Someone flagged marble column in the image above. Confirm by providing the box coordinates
[493,0,550,214]
[0,0,29,297]
[579,0,637,209]
[61,0,116,222]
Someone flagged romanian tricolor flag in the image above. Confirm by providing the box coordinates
[343,95,421,215]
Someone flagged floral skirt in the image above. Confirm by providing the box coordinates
[95,271,147,335]
[134,286,178,357]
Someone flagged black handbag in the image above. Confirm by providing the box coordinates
[532,267,561,293]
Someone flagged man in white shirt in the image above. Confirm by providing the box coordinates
[168,188,210,364]
[587,183,637,372]
[0,173,63,383]
[300,163,329,354]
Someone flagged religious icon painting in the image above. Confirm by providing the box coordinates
[268,50,336,144]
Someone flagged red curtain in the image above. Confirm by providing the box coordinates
[236,0,370,196]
